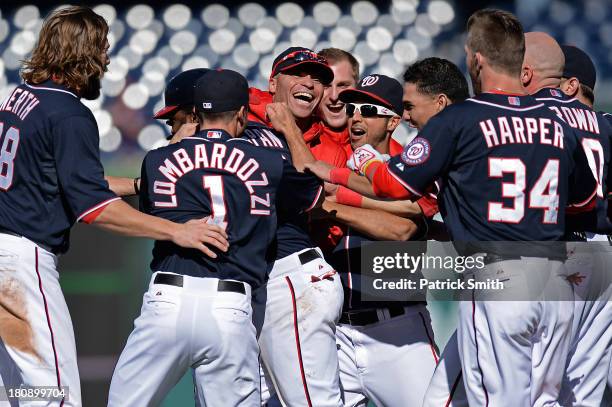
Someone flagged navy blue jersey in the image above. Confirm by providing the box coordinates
[381,92,596,242]
[140,129,317,288]
[242,121,323,259]
[0,81,118,253]
[533,88,612,234]
[329,228,426,311]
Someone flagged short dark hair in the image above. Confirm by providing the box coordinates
[466,8,525,77]
[198,110,239,123]
[580,83,595,104]
[403,57,470,103]
[318,47,360,83]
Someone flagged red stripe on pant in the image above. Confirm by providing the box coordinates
[471,290,489,406]
[285,276,313,407]
[445,371,463,407]
[418,311,439,364]
[35,247,65,406]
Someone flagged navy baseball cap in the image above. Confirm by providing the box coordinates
[561,45,596,89]
[154,68,210,119]
[339,74,404,116]
[270,47,334,85]
[194,69,249,113]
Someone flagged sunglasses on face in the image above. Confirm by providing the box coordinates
[346,103,396,118]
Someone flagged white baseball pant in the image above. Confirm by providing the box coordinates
[254,247,344,407]
[108,272,259,407]
[558,241,612,406]
[0,233,80,407]
[422,330,468,407]
[457,257,574,406]
[335,304,438,407]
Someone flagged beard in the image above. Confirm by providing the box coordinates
[81,76,102,100]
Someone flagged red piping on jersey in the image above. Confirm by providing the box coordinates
[418,311,439,364]
[305,185,324,212]
[445,371,463,407]
[345,231,352,309]
[486,90,525,96]
[286,276,313,407]
[78,197,121,224]
[35,247,65,406]
[472,290,489,406]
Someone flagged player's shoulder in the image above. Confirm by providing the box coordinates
[23,81,92,119]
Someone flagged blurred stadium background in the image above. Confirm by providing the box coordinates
[1,0,611,405]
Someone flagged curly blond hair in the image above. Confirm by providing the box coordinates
[21,6,109,94]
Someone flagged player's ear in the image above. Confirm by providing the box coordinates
[474,52,484,74]
[560,77,579,98]
[269,76,278,95]
[521,64,533,89]
[435,94,449,111]
[387,115,401,132]
[236,105,248,133]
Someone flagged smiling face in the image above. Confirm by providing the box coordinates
[269,66,325,120]
[318,60,357,129]
[402,83,440,130]
[348,105,393,151]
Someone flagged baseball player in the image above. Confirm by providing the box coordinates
[0,7,226,407]
[323,74,437,407]
[247,49,345,407]
[106,68,210,197]
[316,48,359,157]
[307,9,597,406]
[522,38,612,406]
[108,69,321,406]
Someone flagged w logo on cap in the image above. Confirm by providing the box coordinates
[361,75,379,87]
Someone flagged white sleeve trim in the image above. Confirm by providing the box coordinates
[77,197,121,222]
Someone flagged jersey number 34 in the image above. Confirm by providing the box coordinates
[488,157,559,224]
[0,122,20,191]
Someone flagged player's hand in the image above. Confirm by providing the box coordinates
[169,123,198,144]
[324,182,338,202]
[266,103,301,137]
[304,160,334,182]
[172,217,229,258]
[347,144,385,175]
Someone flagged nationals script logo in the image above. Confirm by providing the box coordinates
[401,137,431,165]
[361,75,379,87]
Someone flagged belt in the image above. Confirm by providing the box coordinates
[339,304,406,326]
[153,273,246,295]
[483,254,521,265]
[298,248,321,265]
[0,227,56,254]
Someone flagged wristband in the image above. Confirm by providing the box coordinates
[335,186,363,207]
[330,167,351,186]
[134,177,140,195]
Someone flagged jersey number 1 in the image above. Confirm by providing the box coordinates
[203,175,228,231]
[488,157,560,224]
[0,122,20,191]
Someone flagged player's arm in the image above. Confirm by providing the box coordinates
[266,102,315,171]
[91,201,228,258]
[330,184,436,218]
[53,115,228,257]
[318,200,419,241]
[105,176,139,197]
